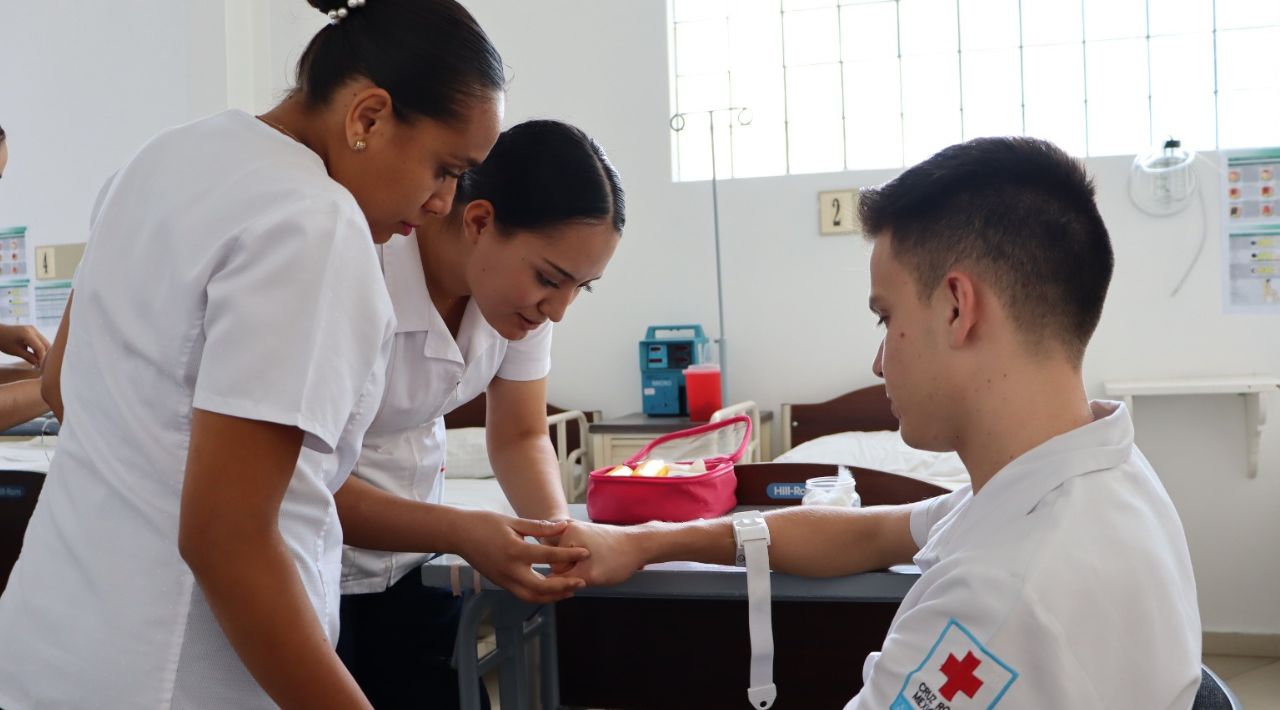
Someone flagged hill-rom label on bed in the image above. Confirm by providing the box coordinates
[766,482,806,500]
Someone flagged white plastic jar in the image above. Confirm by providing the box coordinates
[801,474,861,507]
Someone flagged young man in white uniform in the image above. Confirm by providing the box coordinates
[554,137,1202,709]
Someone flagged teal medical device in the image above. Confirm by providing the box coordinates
[639,324,709,416]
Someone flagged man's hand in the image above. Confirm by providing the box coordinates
[0,324,50,367]
[454,512,591,604]
[551,520,650,587]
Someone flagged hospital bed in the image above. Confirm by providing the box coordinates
[440,394,598,508]
[778,383,970,490]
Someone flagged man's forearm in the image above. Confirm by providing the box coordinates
[629,517,737,567]
[629,504,917,577]
[763,504,917,577]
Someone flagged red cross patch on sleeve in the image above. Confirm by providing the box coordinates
[890,619,1018,710]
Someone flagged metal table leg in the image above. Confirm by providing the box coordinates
[448,575,559,710]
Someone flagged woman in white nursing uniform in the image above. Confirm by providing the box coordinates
[336,119,625,709]
[0,2,538,708]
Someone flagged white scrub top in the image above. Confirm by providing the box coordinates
[847,401,1200,710]
[340,232,552,594]
[0,110,395,709]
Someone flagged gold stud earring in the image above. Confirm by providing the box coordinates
[353,139,367,152]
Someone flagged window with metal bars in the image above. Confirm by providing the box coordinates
[669,0,1280,181]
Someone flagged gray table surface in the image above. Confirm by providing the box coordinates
[420,503,920,603]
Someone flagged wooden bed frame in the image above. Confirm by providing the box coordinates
[442,393,598,455]
[780,383,897,453]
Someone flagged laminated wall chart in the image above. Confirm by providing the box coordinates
[0,227,31,325]
[34,281,73,330]
[0,226,76,328]
[1223,148,1280,313]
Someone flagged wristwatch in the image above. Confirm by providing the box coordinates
[732,511,776,709]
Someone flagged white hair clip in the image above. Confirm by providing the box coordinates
[327,0,367,25]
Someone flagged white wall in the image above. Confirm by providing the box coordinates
[0,0,318,269]
[3,0,1275,636]
[0,1,228,265]
[224,0,326,113]
[460,0,1280,636]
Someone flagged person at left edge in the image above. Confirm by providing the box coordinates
[0,121,59,429]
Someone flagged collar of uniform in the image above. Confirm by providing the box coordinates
[238,110,326,173]
[380,233,435,335]
[380,234,505,364]
[957,400,1135,530]
[453,298,504,363]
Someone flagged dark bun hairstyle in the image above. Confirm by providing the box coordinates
[457,120,625,235]
[297,0,505,124]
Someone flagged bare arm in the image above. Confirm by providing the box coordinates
[0,323,50,368]
[0,364,39,386]
[0,379,53,430]
[334,475,587,603]
[179,410,371,710]
[484,376,570,521]
[759,504,919,576]
[557,503,922,586]
[41,291,72,421]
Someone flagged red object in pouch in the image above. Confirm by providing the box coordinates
[684,364,722,421]
[586,415,751,524]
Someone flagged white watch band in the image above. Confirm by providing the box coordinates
[733,511,776,709]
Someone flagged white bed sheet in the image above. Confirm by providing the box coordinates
[0,437,56,474]
[775,430,969,490]
[440,478,517,517]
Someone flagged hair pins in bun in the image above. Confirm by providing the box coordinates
[324,0,367,25]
